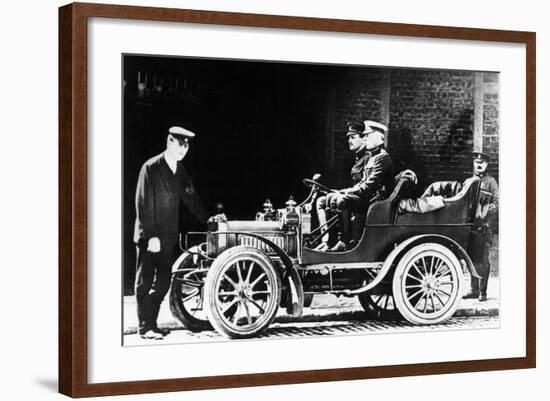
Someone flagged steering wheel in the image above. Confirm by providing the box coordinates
[302,178,332,194]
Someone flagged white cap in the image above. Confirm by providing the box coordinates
[363,120,388,135]
[168,126,196,138]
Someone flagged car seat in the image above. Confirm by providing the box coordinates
[365,170,417,225]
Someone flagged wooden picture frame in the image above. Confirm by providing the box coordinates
[59,2,536,397]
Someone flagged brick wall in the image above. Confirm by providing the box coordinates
[389,69,476,189]
[332,68,500,192]
[330,68,386,186]
[482,72,500,178]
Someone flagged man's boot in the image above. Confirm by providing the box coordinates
[329,232,346,252]
[463,277,479,299]
[478,272,489,302]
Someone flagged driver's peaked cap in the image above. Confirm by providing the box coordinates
[346,122,365,136]
[168,126,196,140]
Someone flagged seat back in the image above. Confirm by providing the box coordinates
[444,176,481,222]
[395,176,481,225]
[421,180,463,198]
[365,176,413,225]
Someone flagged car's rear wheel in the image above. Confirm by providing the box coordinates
[204,246,281,339]
[169,252,212,332]
[358,292,401,320]
[392,243,463,325]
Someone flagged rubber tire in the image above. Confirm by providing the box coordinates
[204,246,281,339]
[392,242,464,325]
[169,252,212,332]
[357,292,401,320]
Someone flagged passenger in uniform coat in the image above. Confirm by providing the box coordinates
[317,120,393,251]
[331,121,394,213]
[464,151,499,302]
[133,126,209,339]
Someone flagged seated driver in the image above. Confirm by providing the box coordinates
[315,122,370,251]
[317,121,394,251]
[334,121,394,211]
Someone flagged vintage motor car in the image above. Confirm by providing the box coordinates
[169,172,482,339]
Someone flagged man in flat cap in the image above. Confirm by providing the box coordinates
[133,126,209,339]
[464,151,499,302]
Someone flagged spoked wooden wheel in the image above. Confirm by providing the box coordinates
[204,246,281,339]
[358,292,400,320]
[392,243,463,325]
[169,252,212,332]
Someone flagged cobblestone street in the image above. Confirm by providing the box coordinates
[124,315,499,346]
[123,275,500,346]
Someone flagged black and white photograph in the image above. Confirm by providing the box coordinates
[2,0,545,399]
[122,55,500,345]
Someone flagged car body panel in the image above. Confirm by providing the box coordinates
[301,224,472,264]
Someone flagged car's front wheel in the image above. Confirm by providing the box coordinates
[204,246,281,339]
[392,242,463,325]
[169,252,212,332]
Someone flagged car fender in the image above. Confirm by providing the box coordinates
[240,233,304,317]
[171,245,204,274]
[284,267,304,317]
[381,234,481,282]
[210,232,304,317]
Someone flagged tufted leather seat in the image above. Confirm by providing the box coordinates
[421,180,463,198]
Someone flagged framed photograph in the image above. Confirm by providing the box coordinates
[59,2,536,397]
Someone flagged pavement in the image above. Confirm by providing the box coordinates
[123,275,499,336]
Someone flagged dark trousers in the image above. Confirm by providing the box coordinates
[317,193,369,244]
[134,241,178,334]
[331,194,368,244]
[468,230,492,297]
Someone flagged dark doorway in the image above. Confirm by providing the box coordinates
[123,55,337,294]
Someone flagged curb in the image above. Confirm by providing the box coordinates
[123,306,500,335]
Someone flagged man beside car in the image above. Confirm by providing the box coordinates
[464,151,499,302]
[133,126,209,340]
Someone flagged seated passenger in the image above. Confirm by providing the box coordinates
[316,120,394,251]
[331,121,394,210]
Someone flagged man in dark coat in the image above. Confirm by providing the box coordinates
[464,151,499,302]
[315,122,370,251]
[316,121,393,251]
[133,126,209,339]
[331,121,394,212]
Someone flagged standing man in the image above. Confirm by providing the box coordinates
[134,126,209,339]
[315,122,370,251]
[464,151,499,302]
